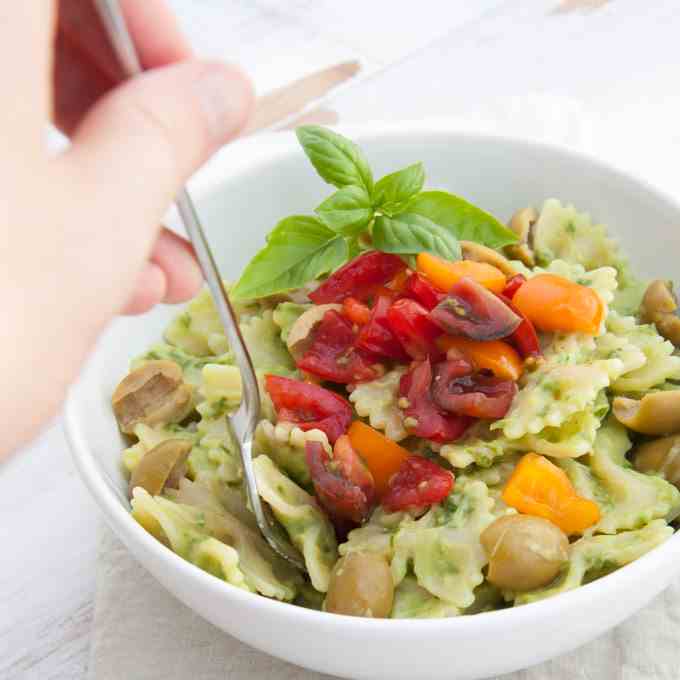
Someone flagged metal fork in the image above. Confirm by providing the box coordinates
[95,0,306,571]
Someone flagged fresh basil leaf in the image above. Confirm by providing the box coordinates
[373,213,461,261]
[316,185,373,236]
[296,126,373,194]
[372,162,425,215]
[405,190,518,249]
[231,216,348,300]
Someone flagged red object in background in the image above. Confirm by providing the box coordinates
[356,296,410,361]
[387,298,444,360]
[399,359,472,443]
[502,274,527,299]
[310,251,405,304]
[382,456,454,512]
[306,440,375,524]
[431,360,517,419]
[265,375,352,443]
[297,310,378,384]
[403,272,445,311]
[499,295,542,358]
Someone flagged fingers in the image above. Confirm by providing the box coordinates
[122,262,167,315]
[61,60,253,243]
[122,228,203,315]
[0,2,56,150]
[55,0,192,134]
[150,228,203,304]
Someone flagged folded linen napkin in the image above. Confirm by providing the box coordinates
[88,95,680,680]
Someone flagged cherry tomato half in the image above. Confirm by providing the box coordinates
[382,456,454,512]
[310,251,406,304]
[265,375,352,443]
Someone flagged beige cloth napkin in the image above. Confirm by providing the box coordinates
[88,96,680,680]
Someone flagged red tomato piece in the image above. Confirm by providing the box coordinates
[297,310,378,384]
[382,456,454,512]
[387,298,444,360]
[403,272,446,311]
[306,440,375,524]
[399,359,473,443]
[310,251,406,304]
[502,274,527,299]
[342,297,372,326]
[356,296,410,361]
[499,294,541,358]
[265,375,352,443]
[431,360,517,419]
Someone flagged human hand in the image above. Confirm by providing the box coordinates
[2,1,253,456]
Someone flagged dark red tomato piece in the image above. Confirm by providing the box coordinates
[382,456,454,512]
[399,359,473,443]
[265,375,352,443]
[502,274,527,299]
[332,435,376,507]
[430,277,521,341]
[356,296,410,361]
[432,361,517,419]
[499,294,542,358]
[297,310,378,384]
[310,251,406,304]
[387,298,444,360]
[306,440,375,524]
[403,272,446,311]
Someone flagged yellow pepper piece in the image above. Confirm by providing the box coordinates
[417,252,507,294]
[438,335,523,381]
[502,453,600,535]
[348,421,410,498]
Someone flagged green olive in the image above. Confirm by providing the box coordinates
[639,280,680,347]
[325,552,394,618]
[633,435,680,489]
[504,207,538,267]
[128,438,193,499]
[613,391,680,435]
[481,515,569,592]
[461,240,516,277]
[112,360,192,434]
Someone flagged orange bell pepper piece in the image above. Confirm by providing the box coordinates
[512,274,603,334]
[417,252,506,294]
[502,453,600,535]
[438,335,523,381]
[348,421,410,497]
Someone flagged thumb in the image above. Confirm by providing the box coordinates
[61,60,253,235]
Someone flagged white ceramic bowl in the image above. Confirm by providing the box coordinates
[65,124,680,680]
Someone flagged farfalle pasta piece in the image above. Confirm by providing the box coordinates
[607,313,680,393]
[566,419,680,534]
[390,480,495,608]
[131,487,302,600]
[253,419,330,489]
[348,367,408,442]
[253,455,338,592]
[391,576,461,619]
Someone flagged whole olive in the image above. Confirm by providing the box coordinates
[633,435,680,489]
[481,514,569,592]
[325,552,394,618]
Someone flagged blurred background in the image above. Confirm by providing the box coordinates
[5,1,680,678]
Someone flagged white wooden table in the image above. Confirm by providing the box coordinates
[4,1,680,678]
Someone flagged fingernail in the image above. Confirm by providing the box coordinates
[194,65,254,143]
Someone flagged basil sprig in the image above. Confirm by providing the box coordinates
[231,126,517,300]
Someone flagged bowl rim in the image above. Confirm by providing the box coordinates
[64,120,680,632]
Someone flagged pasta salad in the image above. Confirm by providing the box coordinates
[112,127,680,618]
